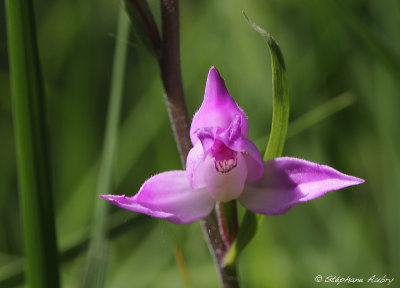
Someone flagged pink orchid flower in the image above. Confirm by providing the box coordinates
[100,66,364,224]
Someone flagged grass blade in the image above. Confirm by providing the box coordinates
[5,0,60,287]
[287,91,355,139]
[82,8,130,288]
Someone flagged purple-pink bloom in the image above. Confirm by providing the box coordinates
[100,66,364,224]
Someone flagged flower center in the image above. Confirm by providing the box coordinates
[211,140,238,174]
[214,155,238,174]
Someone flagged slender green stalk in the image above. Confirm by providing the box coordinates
[82,8,130,287]
[5,0,60,287]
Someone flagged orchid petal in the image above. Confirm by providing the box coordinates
[239,157,364,215]
[242,141,264,181]
[100,171,215,224]
[190,66,248,145]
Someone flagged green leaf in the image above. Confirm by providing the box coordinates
[242,13,290,161]
[224,13,290,268]
[5,0,60,287]
[123,0,161,59]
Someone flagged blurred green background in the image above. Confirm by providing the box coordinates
[1,0,399,287]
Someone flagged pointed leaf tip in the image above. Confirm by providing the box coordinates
[243,12,286,70]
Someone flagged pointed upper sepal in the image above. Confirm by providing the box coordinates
[190,66,249,145]
[239,157,364,215]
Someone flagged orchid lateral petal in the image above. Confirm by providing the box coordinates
[239,157,364,215]
[190,66,248,145]
[242,141,264,181]
[100,171,215,224]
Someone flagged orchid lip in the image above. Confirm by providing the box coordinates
[214,152,238,174]
[208,138,240,174]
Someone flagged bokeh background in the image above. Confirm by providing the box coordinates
[1,0,399,287]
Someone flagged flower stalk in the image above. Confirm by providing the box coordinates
[160,0,191,163]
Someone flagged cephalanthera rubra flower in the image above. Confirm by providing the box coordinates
[101,67,364,224]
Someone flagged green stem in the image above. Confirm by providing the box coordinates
[82,8,130,287]
[5,0,60,287]
[159,0,192,163]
